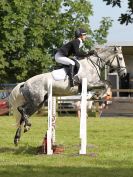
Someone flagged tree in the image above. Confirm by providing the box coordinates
[0,0,112,83]
[0,50,9,83]
[103,0,133,25]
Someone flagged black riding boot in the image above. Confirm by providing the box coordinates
[69,64,75,87]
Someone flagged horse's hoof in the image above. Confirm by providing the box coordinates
[24,127,30,133]
[24,129,28,133]
[14,138,19,146]
[27,122,31,127]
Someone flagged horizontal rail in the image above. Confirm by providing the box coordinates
[112,89,133,93]
[1,89,133,93]
[0,90,12,92]
[58,99,104,102]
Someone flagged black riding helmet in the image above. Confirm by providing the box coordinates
[75,28,87,38]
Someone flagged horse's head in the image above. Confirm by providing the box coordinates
[107,46,127,78]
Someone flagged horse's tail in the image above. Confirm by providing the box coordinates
[9,82,25,105]
[9,82,25,127]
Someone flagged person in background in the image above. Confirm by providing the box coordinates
[74,87,112,118]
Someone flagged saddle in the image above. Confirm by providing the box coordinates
[51,58,80,85]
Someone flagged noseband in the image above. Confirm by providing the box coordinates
[107,53,126,75]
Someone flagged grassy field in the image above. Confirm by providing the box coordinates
[0,116,133,177]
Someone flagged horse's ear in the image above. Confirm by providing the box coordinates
[119,46,122,50]
[114,46,117,52]
[114,46,122,52]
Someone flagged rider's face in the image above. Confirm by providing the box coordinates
[81,34,87,41]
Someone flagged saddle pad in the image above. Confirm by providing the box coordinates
[51,68,67,81]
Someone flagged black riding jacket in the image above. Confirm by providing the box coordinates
[58,38,88,58]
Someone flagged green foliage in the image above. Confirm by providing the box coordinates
[103,0,133,25]
[118,13,133,25]
[0,0,112,83]
[91,17,113,46]
[0,50,9,83]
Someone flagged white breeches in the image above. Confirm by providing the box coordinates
[55,52,75,66]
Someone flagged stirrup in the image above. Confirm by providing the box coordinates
[73,76,80,86]
[69,78,74,87]
[69,75,74,87]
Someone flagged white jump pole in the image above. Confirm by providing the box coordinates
[47,79,53,155]
[79,78,87,155]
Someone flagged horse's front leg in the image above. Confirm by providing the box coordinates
[88,80,111,98]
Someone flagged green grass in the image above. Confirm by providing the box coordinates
[0,116,133,177]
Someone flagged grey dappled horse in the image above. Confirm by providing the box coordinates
[11,46,127,145]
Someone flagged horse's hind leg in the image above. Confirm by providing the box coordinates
[17,106,31,132]
[22,93,48,132]
[14,127,22,145]
[14,106,32,145]
[19,99,47,132]
[14,107,27,145]
[14,91,48,145]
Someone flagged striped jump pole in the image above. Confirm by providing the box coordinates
[52,96,56,145]
[79,78,87,155]
[47,79,53,155]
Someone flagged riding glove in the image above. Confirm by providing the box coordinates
[88,50,97,56]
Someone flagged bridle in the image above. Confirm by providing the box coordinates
[108,54,126,76]
[87,52,126,79]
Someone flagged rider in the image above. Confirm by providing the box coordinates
[55,28,96,87]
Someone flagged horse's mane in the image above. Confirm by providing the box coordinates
[96,46,122,55]
[97,46,114,54]
[81,46,122,63]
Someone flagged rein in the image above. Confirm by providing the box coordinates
[87,54,106,79]
[87,52,126,79]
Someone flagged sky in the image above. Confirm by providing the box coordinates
[90,0,133,42]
